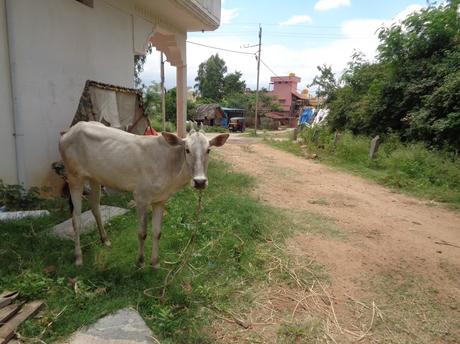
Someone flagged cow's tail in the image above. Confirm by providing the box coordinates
[51,161,74,214]
[61,181,74,214]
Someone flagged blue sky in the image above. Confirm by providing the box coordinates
[141,0,427,91]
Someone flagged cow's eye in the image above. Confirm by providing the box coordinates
[206,148,211,154]
[185,148,190,154]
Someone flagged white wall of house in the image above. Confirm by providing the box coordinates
[0,0,18,184]
[1,0,220,188]
[6,0,136,187]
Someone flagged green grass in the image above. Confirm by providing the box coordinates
[265,128,460,209]
[0,159,325,343]
[370,270,460,343]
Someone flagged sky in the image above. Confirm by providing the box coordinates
[140,0,427,93]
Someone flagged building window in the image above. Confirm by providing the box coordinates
[75,0,94,8]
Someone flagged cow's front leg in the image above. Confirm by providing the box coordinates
[68,178,84,266]
[151,203,165,269]
[136,201,148,266]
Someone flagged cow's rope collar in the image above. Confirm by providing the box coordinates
[195,189,203,224]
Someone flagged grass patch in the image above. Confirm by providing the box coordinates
[288,209,346,241]
[0,159,326,343]
[277,319,323,343]
[371,270,460,343]
[265,128,460,209]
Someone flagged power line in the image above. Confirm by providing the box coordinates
[224,22,342,29]
[260,59,279,77]
[186,41,256,55]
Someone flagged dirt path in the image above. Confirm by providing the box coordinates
[214,134,460,343]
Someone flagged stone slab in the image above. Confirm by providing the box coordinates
[51,206,128,240]
[64,308,157,344]
[0,210,50,221]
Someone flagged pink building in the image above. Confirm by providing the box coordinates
[267,74,309,127]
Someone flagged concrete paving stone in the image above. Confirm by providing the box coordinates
[51,205,129,240]
[63,308,158,344]
[0,210,50,221]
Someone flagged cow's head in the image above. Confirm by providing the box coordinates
[162,130,229,189]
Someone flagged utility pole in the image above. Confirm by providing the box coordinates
[160,52,166,131]
[254,25,262,135]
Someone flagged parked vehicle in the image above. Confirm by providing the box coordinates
[228,117,245,132]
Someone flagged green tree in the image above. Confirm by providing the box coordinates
[165,87,177,122]
[194,54,227,100]
[309,64,338,101]
[318,1,460,150]
[143,81,162,117]
[223,71,246,96]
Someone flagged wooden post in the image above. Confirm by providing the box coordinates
[369,135,380,160]
[333,130,339,148]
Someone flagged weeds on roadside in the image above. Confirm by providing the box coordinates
[266,127,460,208]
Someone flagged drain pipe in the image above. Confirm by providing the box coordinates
[4,0,26,185]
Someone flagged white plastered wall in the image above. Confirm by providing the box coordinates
[0,0,18,184]
[6,0,135,187]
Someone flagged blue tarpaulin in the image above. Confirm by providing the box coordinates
[298,108,315,125]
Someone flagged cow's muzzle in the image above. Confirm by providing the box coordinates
[193,178,207,189]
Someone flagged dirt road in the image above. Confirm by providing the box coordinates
[215,134,460,343]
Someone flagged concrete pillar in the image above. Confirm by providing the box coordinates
[176,63,187,138]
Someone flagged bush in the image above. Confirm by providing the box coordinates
[294,127,460,206]
[0,180,44,211]
[149,116,176,133]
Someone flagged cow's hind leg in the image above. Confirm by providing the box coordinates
[68,177,84,266]
[136,200,149,266]
[151,203,164,269]
[89,180,111,247]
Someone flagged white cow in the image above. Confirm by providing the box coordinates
[59,121,229,266]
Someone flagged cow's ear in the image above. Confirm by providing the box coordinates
[162,132,184,146]
[209,133,229,147]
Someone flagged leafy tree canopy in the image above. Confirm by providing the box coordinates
[194,54,246,101]
[315,1,460,150]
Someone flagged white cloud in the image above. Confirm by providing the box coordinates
[221,7,238,24]
[314,0,350,11]
[393,4,423,22]
[279,15,313,26]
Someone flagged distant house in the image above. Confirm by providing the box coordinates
[193,104,225,126]
[0,0,221,187]
[268,73,314,127]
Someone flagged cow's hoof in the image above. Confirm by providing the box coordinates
[103,240,112,247]
[75,257,83,266]
[137,256,145,267]
[151,262,160,269]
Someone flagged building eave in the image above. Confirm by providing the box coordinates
[174,0,220,31]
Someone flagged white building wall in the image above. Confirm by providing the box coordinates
[0,0,18,184]
[6,0,136,187]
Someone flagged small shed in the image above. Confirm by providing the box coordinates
[194,104,225,126]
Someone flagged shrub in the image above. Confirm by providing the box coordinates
[0,180,43,211]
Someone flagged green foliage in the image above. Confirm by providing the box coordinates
[268,127,460,208]
[222,90,282,127]
[143,82,162,117]
[149,117,176,133]
[14,271,54,299]
[0,180,43,211]
[309,64,338,99]
[316,2,460,150]
[134,44,153,88]
[194,54,247,102]
[194,54,228,101]
[165,87,177,122]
